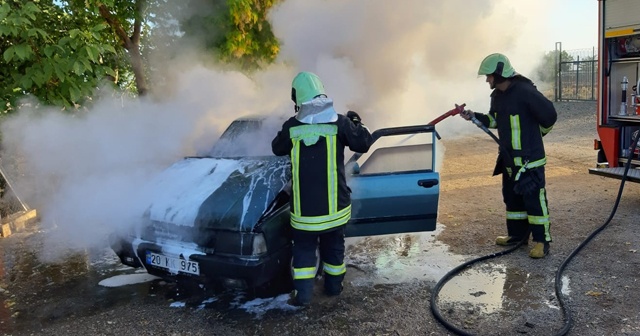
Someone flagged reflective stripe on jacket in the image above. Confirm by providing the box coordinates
[271,98,373,232]
[473,76,557,175]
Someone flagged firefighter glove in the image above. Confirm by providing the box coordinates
[460,109,474,121]
[513,168,543,195]
[347,111,362,125]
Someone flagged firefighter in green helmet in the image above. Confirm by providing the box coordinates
[459,53,557,258]
[272,71,373,306]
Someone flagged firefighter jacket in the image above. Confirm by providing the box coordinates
[472,76,557,177]
[271,97,373,232]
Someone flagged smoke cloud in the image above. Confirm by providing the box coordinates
[1,0,554,260]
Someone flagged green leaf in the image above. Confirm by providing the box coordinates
[54,66,65,82]
[57,93,71,107]
[102,44,116,54]
[104,67,117,77]
[43,63,54,79]
[69,29,81,39]
[23,2,41,14]
[72,61,83,76]
[69,86,81,102]
[59,36,71,46]
[0,4,10,21]
[14,45,26,60]
[14,44,33,61]
[81,58,92,72]
[25,12,36,22]
[0,25,10,37]
[3,47,14,62]
[85,46,96,62]
[19,76,33,89]
[36,28,48,39]
[44,46,55,58]
[91,23,109,32]
[32,73,45,87]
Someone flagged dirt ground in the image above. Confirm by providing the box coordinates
[436,100,640,335]
[1,101,640,336]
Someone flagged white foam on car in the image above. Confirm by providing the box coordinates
[157,239,204,260]
[147,158,247,227]
[240,161,289,226]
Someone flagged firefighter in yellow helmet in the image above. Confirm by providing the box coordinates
[272,71,373,306]
[459,53,557,258]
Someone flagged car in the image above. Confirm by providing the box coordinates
[110,115,441,290]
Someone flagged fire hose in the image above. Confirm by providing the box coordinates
[429,105,640,336]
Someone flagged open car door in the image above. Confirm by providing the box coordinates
[345,124,440,237]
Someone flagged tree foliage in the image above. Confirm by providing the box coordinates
[179,0,280,70]
[534,50,575,83]
[0,0,281,113]
[0,0,118,112]
[93,0,149,96]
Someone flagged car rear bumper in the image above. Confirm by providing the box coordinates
[110,235,291,288]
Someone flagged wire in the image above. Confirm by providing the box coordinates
[430,126,640,335]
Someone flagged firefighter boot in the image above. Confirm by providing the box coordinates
[289,278,314,307]
[495,236,525,246]
[288,289,310,307]
[497,220,530,246]
[529,242,550,259]
[324,272,345,297]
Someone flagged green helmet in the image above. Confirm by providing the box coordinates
[291,71,326,107]
[477,53,516,78]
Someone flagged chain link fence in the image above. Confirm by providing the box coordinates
[555,43,598,101]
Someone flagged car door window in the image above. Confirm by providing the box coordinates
[345,125,440,237]
[354,132,434,175]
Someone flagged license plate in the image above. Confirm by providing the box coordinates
[146,251,200,275]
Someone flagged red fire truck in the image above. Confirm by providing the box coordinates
[589,0,640,182]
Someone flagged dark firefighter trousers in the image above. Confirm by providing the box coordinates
[502,166,552,243]
[292,226,346,303]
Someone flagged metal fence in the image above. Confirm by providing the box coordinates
[555,43,598,101]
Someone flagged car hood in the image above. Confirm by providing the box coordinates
[146,156,291,232]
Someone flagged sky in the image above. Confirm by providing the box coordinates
[0,0,602,260]
[545,0,598,51]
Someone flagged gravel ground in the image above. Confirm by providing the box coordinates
[438,101,640,336]
[2,101,640,336]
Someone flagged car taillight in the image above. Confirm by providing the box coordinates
[252,233,267,256]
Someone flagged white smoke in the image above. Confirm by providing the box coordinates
[270,0,552,132]
[1,0,559,259]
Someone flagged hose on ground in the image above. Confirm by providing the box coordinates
[430,125,639,336]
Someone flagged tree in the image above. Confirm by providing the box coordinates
[0,1,118,112]
[0,0,282,113]
[179,0,280,70]
[94,0,149,96]
[534,50,575,84]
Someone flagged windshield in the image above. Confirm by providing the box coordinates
[208,116,286,158]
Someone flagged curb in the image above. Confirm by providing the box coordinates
[0,209,38,238]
